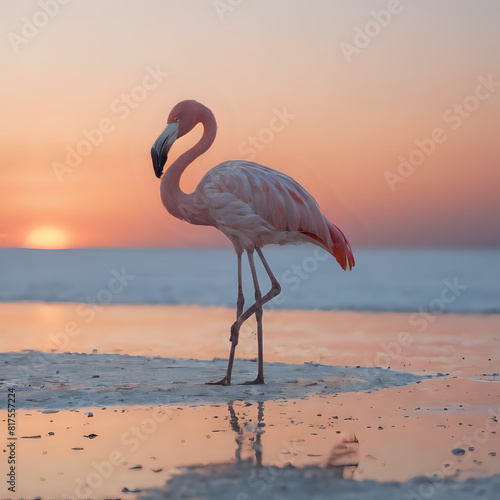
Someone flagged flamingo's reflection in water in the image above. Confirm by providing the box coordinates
[146,401,363,498]
[225,401,359,478]
[228,401,265,467]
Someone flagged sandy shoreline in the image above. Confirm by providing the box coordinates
[0,352,425,409]
[0,304,499,499]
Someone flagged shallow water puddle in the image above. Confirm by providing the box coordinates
[1,379,498,499]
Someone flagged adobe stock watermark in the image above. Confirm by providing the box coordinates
[237,107,296,161]
[16,268,135,379]
[385,74,499,192]
[405,408,499,500]
[340,0,413,64]
[7,0,71,54]
[364,277,467,369]
[213,0,244,21]
[279,247,330,295]
[242,439,307,498]
[66,406,172,498]
[219,246,330,349]
[48,268,136,351]
[52,64,169,182]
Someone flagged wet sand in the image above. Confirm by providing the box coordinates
[0,303,499,499]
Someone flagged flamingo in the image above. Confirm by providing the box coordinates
[151,100,355,385]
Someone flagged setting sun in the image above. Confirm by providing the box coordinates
[25,226,69,249]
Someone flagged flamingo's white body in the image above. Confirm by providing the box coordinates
[151,100,354,385]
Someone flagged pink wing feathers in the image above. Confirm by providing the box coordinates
[197,161,355,271]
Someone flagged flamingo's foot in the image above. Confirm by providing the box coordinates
[206,377,231,386]
[240,376,265,385]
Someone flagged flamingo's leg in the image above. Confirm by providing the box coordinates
[234,247,281,327]
[206,252,244,385]
[241,250,264,384]
[236,252,245,319]
[231,247,281,384]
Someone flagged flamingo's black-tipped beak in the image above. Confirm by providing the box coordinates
[151,146,164,179]
[151,122,179,178]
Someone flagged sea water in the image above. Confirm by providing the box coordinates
[0,247,498,313]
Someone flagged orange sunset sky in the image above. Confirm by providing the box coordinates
[1,0,499,249]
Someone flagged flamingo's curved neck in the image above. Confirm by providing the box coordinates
[160,108,217,223]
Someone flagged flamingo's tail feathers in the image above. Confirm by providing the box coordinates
[298,223,355,271]
[327,221,355,271]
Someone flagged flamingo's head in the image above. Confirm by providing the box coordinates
[151,100,207,178]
